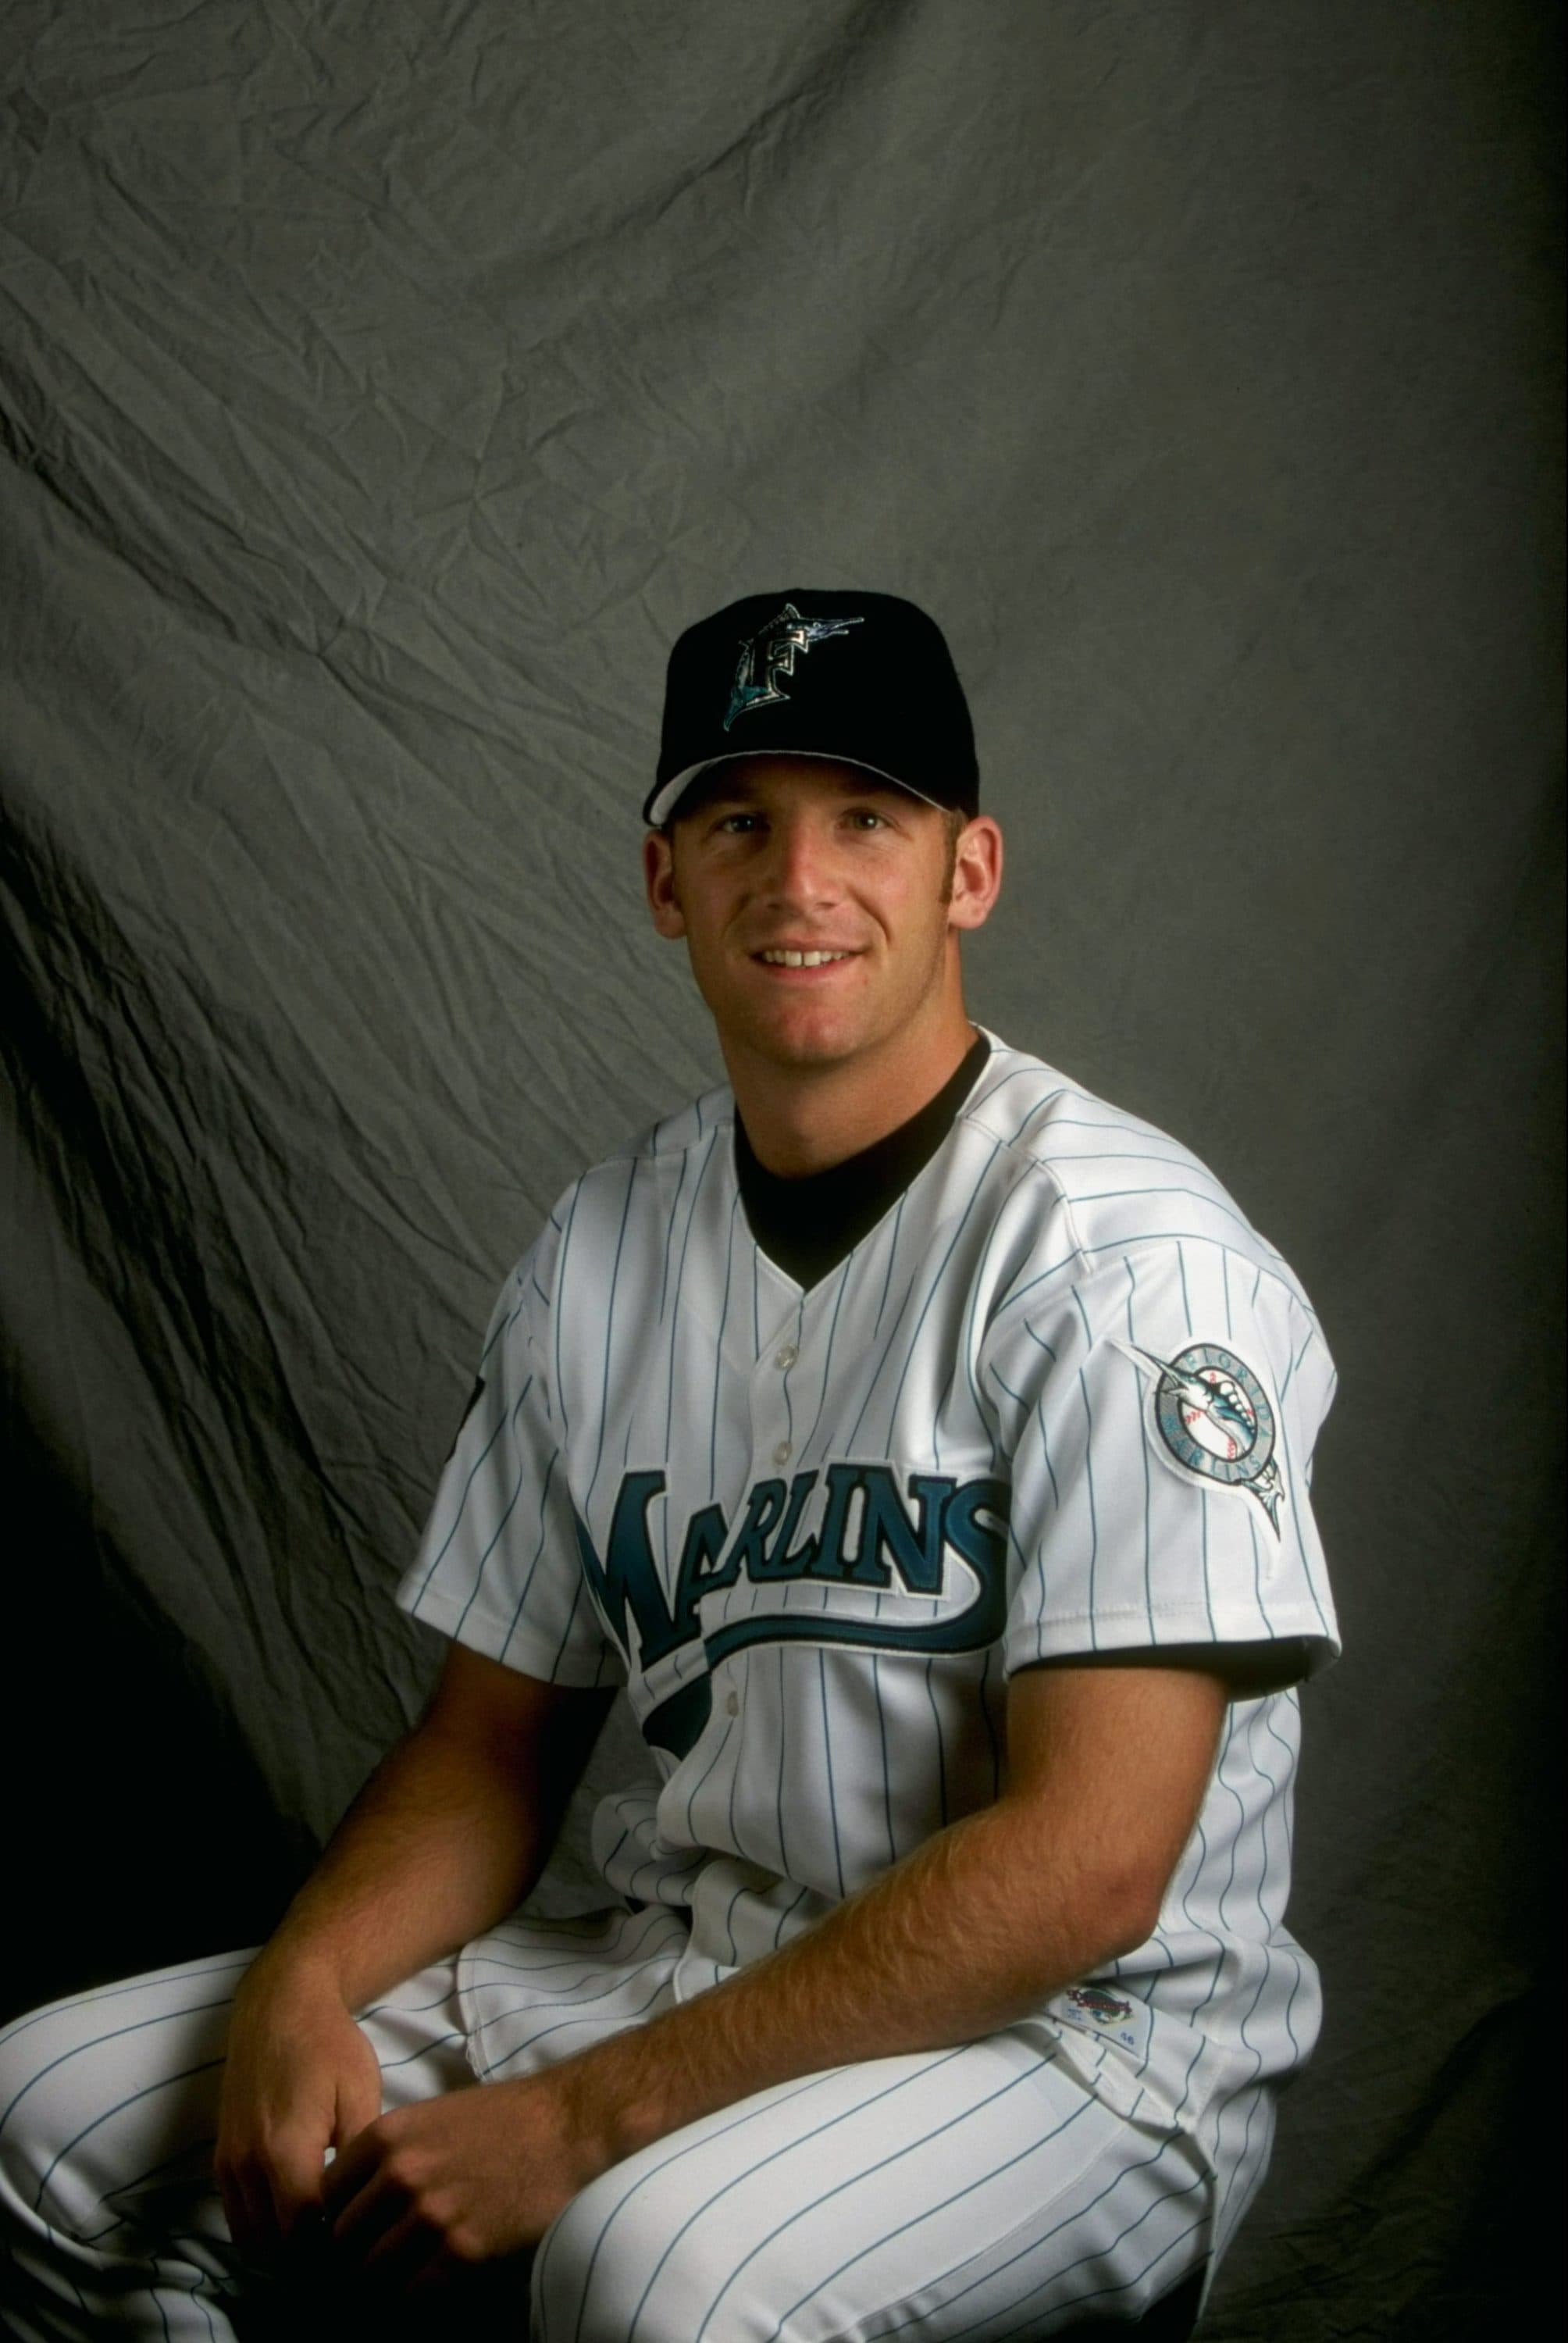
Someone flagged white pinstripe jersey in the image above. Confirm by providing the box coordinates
[400,1032,1339,2191]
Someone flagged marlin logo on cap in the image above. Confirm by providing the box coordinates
[725,602,863,731]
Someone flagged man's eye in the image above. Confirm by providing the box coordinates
[717,811,763,833]
[846,808,888,829]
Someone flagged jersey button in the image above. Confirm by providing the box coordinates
[774,1343,799,1371]
[725,1689,740,1717]
[772,1439,793,1466]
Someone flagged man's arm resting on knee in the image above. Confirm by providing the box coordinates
[322,1660,1227,2288]
[566,1660,1224,2146]
[216,1646,611,2258]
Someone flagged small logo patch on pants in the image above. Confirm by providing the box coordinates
[1053,1984,1152,2059]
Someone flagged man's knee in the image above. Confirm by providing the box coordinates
[530,2159,736,2343]
[0,1967,236,2245]
[0,1991,96,2235]
[536,2150,856,2343]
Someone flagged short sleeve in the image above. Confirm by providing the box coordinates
[396,1235,625,1689]
[985,1237,1339,1681]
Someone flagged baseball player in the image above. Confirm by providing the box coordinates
[0,590,1339,2341]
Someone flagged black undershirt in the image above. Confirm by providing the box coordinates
[734,1031,991,1293]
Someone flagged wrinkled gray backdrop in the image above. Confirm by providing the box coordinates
[2,3,1560,2334]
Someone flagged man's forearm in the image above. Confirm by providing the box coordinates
[244,1728,544,2010]
[547,1660,1228,2173]
[244,1659,612,2014]
[555,1784,1156,2172]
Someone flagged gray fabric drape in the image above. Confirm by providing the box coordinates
[2,4,1559,2331]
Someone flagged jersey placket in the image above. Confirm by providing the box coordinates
[719,1287,808,1715]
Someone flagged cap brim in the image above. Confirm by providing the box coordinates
[644,750,944,829]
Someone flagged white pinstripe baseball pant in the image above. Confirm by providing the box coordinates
[0,1931,1222,2340]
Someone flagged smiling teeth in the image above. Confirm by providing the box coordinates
[760,949,850,967]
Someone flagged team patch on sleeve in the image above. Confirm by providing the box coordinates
[1115,1338,1285,1533]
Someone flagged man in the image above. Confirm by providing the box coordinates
[0,590,1338,2339]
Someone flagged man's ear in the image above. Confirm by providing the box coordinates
[947,815,1004,932]
[643,829,688,939]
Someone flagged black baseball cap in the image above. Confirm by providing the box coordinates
[644,588,978,828]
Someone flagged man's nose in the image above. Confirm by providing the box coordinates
[761,816,840,906]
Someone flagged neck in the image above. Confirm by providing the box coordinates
[725,997,980,1177]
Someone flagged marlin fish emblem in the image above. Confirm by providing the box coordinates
[1127,1346,1254,1458]
[1118,1339,1286,1533]
[725,604,863,729]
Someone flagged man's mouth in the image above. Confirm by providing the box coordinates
[754,947,857,968]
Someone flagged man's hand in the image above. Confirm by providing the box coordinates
[215,1962,383,2264]
[207,1653,612,2268]
[320,2070,590,2293]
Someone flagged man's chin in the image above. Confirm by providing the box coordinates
[732,1009,871,1073]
